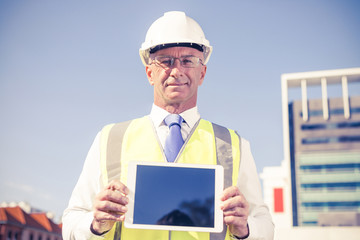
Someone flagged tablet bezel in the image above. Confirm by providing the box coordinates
[125,161,224,233]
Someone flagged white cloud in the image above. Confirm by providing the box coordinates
[2,181,54,202]
[4,181,35,193]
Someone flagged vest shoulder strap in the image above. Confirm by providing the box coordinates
[209,122,241,240]
[100,120,132,186]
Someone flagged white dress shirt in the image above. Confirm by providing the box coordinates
[62,105,274,240]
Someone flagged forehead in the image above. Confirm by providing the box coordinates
[152,47,203,58]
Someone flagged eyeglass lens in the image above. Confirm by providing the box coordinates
[154,56,202,68]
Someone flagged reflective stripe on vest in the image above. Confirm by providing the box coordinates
[99,117,241,240]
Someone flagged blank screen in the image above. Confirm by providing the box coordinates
[133,165,215,227]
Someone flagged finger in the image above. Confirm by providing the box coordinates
[94,208,125,222]
[105,188,129,205]
[223,206,248,217]
[221,186,240,201]
[106,180,129,195]
[223,215,247,227]
[96,189,129,207]
[95,199,128,214]
[221,195,248,211]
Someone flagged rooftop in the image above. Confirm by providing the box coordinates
[0,206,62,234]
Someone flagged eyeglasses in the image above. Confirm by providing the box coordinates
[151,55,204,68]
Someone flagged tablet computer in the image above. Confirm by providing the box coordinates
[125,161,224,233]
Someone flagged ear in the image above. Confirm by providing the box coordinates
[198,65,207,86]
[146,65,155,86]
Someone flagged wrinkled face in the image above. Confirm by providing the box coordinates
[146,47,207,111]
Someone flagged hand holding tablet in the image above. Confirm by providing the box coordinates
[125,161,224,233]
[91,180,129,235]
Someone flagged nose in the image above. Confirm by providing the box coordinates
[171,58,183,68]
[169,59,184,78]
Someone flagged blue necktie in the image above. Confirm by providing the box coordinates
[164,114,184,162]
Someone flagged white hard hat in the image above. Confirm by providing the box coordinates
[139,11,213,66]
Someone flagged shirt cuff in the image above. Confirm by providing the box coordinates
[90,223,110,237]
[229,224,250,239]
[71,212,109,240]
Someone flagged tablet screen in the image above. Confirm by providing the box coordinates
[125,162,224,232]
[134,165,215,227]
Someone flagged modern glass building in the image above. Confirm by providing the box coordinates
[281,68,360,226]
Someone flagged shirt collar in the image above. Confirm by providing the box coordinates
[150,104,201,129]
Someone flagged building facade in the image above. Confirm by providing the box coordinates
[288,96,360,226]
[280,68,360,227]
[0,206,62,240]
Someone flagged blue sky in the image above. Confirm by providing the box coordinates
[0,0,359,222]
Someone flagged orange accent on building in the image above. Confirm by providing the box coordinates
[274,188,284,213]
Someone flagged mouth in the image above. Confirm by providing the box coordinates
[165,79,188,87]
[166,83,187,87]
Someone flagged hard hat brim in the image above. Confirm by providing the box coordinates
[149,43,204,54]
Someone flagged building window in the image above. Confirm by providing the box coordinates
[29,234,33,240]
[300,163,359,173]
[300,107,360,118]
[302,135,360,144]
[302,201,360,208]
[7,231,12,240]
[301,121,360,130]
[301,182,360,190]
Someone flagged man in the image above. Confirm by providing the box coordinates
[62,11,274,240]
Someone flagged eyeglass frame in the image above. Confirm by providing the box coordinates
[149,55,204,69]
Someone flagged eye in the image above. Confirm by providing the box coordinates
[181,57,195,66]
[157,57,172,66]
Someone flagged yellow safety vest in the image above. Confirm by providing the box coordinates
[98,116,241,240]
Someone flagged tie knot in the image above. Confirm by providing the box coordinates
[164,114,183,128]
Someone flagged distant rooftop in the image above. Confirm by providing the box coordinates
[0,206,62,234]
